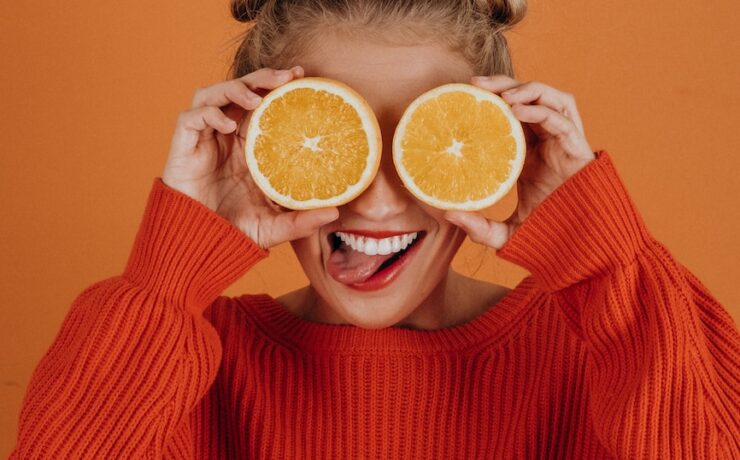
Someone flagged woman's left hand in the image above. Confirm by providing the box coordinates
[444,75,597,250]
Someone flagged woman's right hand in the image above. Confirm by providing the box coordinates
[162,66,339,249]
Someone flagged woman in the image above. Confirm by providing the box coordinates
[12,0,739,458]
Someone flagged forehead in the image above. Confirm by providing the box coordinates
[297,30,474,118]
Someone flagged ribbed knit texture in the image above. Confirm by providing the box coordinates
[11,151,740,459]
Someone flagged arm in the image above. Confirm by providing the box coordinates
[11,178,267,459]
[497,151,740,458]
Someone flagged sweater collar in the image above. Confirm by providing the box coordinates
[238,277,541,353]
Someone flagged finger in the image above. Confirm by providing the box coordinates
[189,66,304,111]
[191,81,263,112]
[511,104,594,161]
[470,74,521,94]
[444,210,511,250]
[265,207,339,247]
[501,82,584,134]
[231,67,305,153]
[169,106,238,154]
[239,66,304,93]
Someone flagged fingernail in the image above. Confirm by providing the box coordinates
[321,208,339,223]
[501,88,517,95]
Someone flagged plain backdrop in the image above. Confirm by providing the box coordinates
[1,0,738,454]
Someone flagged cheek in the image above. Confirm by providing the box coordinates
[290,236,324,278]
[417,203,462,241]
[426,209,467,263]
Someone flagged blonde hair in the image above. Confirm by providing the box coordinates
[227,0,528,80]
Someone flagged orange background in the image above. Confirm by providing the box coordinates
[1,0,738,454]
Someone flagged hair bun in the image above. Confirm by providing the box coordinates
[230,0,269,23]
[488,0,528,29]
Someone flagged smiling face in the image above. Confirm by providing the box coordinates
[286,28,479,329]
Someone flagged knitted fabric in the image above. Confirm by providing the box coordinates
[12,151,740,458]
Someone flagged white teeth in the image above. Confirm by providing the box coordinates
[336,231,419,256]
[364,239,378,255]
[377,239,392,255]
[391,236,401,252]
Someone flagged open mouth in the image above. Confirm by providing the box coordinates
[326,230,426,290]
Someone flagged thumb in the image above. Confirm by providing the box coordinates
[444,210,511,250]
[267,207,339,247]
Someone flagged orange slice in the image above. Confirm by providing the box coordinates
[245,77,381,209]
[393,83,526,211]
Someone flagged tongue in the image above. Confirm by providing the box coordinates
[327,245,396,285]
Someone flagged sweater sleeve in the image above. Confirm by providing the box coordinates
[11,178,267,459]
[496,150,740,459]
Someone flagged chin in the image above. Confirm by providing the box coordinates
[289,215,464,330]
[331,294,418,329]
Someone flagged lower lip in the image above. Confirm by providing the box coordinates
[344,234,425,292]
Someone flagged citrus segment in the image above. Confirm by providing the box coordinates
[245,77,381,209]
[393,83,526,211]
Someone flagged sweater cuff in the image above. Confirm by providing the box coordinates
[496,150,652,292]
[123,178,268,313]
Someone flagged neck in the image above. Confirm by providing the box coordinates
[392,270,497,330]
[281,270,507,331]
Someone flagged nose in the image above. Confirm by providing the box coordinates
[344,161,409,221]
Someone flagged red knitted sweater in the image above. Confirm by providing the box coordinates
[11,151,740,458]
